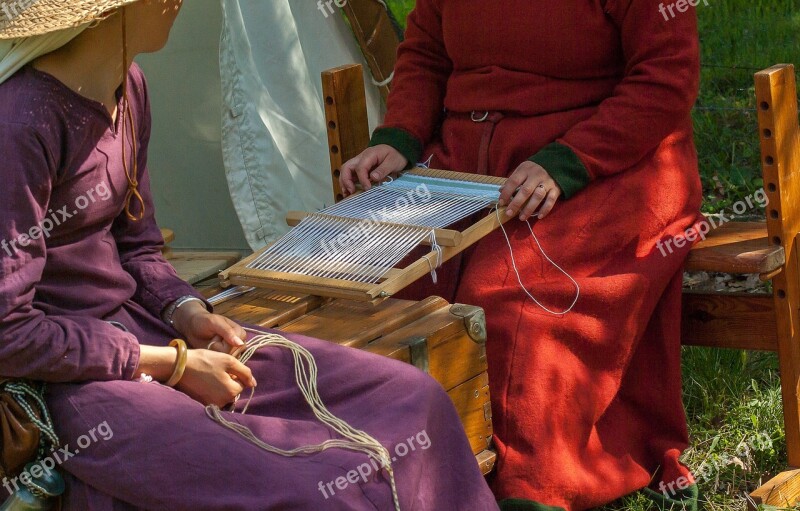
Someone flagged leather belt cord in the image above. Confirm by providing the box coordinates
[471,110,505,175]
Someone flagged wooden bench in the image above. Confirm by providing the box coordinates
[320,62,800,508]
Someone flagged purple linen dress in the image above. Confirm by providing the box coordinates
[0,64,498,511]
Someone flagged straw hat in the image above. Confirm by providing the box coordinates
[0,0,139,39]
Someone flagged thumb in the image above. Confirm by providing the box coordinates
[214,317,245,347]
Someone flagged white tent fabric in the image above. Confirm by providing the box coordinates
[220,0,384,250]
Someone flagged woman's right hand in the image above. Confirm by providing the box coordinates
[176,350,256,408]
[340,144,408,196]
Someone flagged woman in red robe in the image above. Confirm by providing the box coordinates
[342,0,703,509]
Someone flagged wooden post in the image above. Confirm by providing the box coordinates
[321,64,371,204]
[749,64,800,509]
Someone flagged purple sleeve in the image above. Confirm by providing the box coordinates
[110,70,208,320]
[0,123,140,382]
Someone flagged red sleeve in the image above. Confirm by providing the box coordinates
[375,0,452,158]
[555,0,700,179]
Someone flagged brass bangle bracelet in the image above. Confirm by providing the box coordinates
[165,339,188,387]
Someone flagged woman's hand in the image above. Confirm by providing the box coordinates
[498,161,562,221]
[340,144,408,196]
[172,301,246,353]
[177,349,257,408]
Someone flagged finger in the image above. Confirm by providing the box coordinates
[506,181,540,218]
[369,157,400,183]
[226,357,257,388]
[225,318,247,345]
[498,170,526,207]
[537,188,561,219]
[206,335,224,352]
[519,184,549,221]
[354,152,380,191]
[340,157,360,196]
[208,317,245,347]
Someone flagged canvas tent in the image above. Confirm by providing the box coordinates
[137,0,389,251]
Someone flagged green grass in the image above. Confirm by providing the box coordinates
[382,1,800,509]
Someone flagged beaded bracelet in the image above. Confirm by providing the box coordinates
[165,339,188,387]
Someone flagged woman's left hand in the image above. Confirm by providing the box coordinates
[172,301,246,353]
[498,161,562,221]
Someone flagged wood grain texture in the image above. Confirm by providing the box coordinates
[681,292,778,351]
[445,372,493,455]
[280,296,449,348]
[198,285,327,328]
[755,64,800,467]
[166,251,241,285]
[322,64,371,204]
[685,221,785,274]
[749,469,800,509]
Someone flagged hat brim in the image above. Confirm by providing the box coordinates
[0,0,140,39]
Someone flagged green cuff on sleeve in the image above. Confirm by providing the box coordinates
[528,142,591,200]
[369,127,423,170]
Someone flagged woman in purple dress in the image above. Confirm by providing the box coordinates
[0,1,498,509]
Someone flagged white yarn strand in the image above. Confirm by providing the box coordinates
[495,208,580,316]
[246,174,502,286]
[207,329,401,511]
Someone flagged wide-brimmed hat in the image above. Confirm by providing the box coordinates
[0,0,139,39]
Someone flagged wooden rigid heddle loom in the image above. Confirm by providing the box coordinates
[212,66,506,475]
[219,168,510,302]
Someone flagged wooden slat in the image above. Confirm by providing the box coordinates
[685,221,784,274]
[322,65,371,203]
[749,469,800,509]
[681,292,778,351]
[226,274,379,302]
[167,251,241,285]
[364,306,487,392]
[376,207,513,298]
[445,372,493,455]
[755,63,800,467]
[198,286,326,329]
[281,296,449,348]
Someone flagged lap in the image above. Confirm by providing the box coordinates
[45,330,447,511]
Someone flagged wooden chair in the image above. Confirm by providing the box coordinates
[684,64,800,508]
[320,63,800,508]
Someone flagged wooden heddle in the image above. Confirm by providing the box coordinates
[219,169,510,302]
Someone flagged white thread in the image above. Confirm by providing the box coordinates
[247,174,501,284]
[206,329,401,511]
[426,230,443,284]
[495,208,580,315]
[371,70,395,88]
[416,155,434,169]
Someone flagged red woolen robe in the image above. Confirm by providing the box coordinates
[371,0,703,509]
